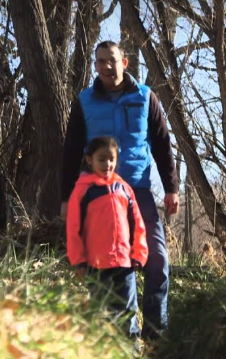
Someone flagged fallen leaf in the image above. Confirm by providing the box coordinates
[55,315,71,331]
[74,332,84,343]
[7,342,25,359]
[1,298,19,311]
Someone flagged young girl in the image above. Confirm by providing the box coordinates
[66,136,148,338]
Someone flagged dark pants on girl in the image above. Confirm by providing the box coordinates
[87,266,140,337]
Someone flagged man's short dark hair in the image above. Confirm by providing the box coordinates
[95,41,125,57]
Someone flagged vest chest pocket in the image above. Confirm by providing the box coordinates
[124,103,148,132]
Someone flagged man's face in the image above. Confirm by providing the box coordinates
[95,46,128,90]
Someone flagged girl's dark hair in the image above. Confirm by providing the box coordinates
[81,136,119,171]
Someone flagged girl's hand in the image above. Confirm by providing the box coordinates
[131,259,142,272]
[75,267,87,281]
[60,201,68,220]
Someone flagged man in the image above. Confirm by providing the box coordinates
[61,40,179,341]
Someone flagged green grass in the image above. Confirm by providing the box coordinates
[0,245,142,358]
[0,242,226,358]
[157,273,226,359]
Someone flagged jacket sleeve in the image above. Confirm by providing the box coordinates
[148,91,179,194]
[61,99,87,202]
[127,187,148,267]
[66,184,87,266]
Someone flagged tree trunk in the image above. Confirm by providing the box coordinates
[0,172,6,231]
[120,0,140,79]
[11,0,69,218]
[214,0,226,148]
[42,0,72,80]
[72,0,102,98]
[184,172,193,255]
[121,0,226,250]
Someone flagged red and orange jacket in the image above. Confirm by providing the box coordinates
[67,172,148,269]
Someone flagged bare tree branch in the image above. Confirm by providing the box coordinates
[154,0,179,78]
[99,0,118,22]
[189,62,217,72]
[120,0,226,247]
[0,63,21,103]
[0,0,11,67]
[167,0,213,39]
[198,0,212,17]
[175,40,210,57]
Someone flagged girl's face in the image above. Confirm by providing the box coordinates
[86,146,117,179]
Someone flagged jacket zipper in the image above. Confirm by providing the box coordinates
[108,184,117,251]
[107,185,118,261]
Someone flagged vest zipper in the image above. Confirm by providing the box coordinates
[124,105,129,130]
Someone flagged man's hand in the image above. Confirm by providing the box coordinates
[61,201,68,220]
[164,193,179,216]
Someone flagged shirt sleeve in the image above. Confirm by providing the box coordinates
[61,99,87,201]
[66,184,87,266]
[148,91,179,194]
[127,186,149,267]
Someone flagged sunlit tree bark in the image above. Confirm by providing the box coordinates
[11,0,69,218]
[72,0,102,98]
[120,0,139,79]
[42,0,72,80]
[184,173,193,256]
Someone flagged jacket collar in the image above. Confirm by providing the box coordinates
[77,171,123,186]
[93,72,139,94]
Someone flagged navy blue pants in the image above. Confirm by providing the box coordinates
[133,188,169,339]
[88,267,140,336]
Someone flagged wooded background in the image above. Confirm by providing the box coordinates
[0,0,226,258]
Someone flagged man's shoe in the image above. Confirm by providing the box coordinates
[143,338,159,356]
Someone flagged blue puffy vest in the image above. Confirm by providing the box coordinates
[78,80,152,189]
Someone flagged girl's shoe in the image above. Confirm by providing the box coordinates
[133,338,145,357]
